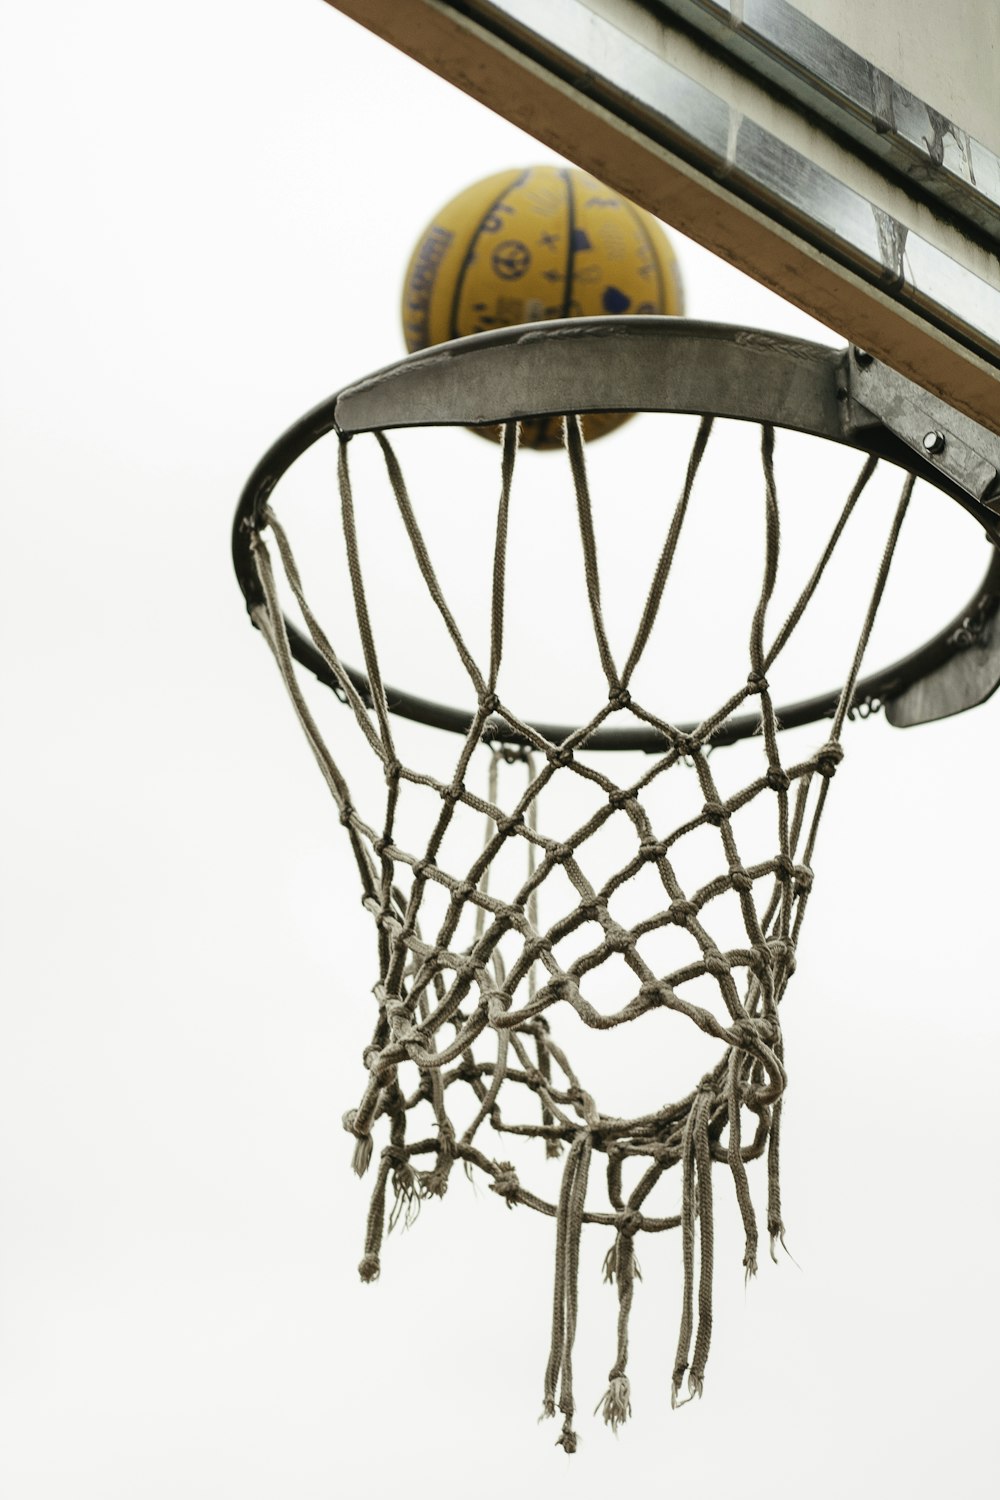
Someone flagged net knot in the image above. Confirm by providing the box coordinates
[766,936,797,974]
[480,692,500,714]
[396,1023,429,1051]
[730,1017,772,1050]
[729,865,753,893]
[617,1209,643,1238]
[453,879,475,903]
[552,843,574,865]
[547,746,574,769]
[704,948,731,977]
[608,686,632,711]
[443,780,465,805]
[746,670,769,693]
[362,1045,382,1072]
[383,758,402,785]
[766,766,791,792]
[702,800,729,825]
[485,989,511,1025]
[411,857,430,880]
[774,854,795,881]
[794,863,814,895]
[668,900,696,926]
[750,942,776,977]
[386,1002,428,1050]
[571,1089,601,1128]
[607,787,631,810]
[639,838,665,862]
[490,1163,520,1206]
[815,741,844,778]
[338,803,356,829]
[497,815,524,838]
[605,925,633,955]
[672,732,700,758]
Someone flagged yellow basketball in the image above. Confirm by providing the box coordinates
[401,164,684,448]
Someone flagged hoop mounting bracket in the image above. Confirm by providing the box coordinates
[845,347,1000,510]
[886,576,1000,726]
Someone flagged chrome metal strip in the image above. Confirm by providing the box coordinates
[652,0,1000,239]
[463,0,1000,365]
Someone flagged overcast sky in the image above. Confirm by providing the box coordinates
[2,3,997,1496]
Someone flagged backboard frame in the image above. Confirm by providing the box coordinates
[324,0,1000,437]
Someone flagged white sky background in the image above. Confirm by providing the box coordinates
[2,2,998,1495]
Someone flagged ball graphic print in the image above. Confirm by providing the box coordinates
[401,164,684,448]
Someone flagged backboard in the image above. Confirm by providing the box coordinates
[325,0,1000,437]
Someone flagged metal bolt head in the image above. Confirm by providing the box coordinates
[922,429,946,455]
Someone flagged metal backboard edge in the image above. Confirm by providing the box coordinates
[324,0,1000,438]
[655,0,1000,241]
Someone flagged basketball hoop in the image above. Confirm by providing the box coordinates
[234,317,1000,1448]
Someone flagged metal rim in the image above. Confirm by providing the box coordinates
[234,316,1000,749]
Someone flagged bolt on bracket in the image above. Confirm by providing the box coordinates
[844,347,1000,510]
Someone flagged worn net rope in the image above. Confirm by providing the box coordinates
[248,414,913,1450]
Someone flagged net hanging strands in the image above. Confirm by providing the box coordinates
[233,318,1000,1450]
